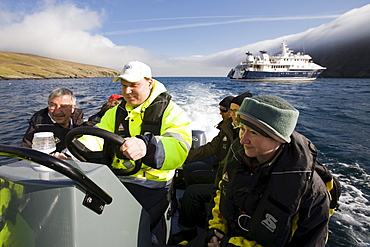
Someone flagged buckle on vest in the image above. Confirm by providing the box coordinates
[238,214,251,232]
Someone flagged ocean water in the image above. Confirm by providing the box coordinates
[0,77,369,246]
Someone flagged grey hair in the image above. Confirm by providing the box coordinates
[48,88,76,106]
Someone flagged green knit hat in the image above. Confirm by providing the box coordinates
[236,95,299,143]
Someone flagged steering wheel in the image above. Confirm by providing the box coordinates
[65,126,142,176]
[0,144,112,214]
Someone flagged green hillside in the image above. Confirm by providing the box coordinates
[0,51,119,80]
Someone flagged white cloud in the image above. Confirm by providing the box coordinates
[183,4,370,77]
[0,1,159,70]
[0,1,369,76]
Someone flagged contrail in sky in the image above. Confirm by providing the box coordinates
[104,15,340,35]
[113,16,246,23]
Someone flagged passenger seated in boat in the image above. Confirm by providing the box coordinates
[187,95,330,247]
[84,94,123,126]
[182,95,234,186]
[172,92,252,245]
[22,87,84,155]
[182,93,253,187]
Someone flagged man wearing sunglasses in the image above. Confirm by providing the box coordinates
[172,95,251,245]
[22,87,84,153]
[219,97,233,122]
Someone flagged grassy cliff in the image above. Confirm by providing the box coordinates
[0,51,119,80]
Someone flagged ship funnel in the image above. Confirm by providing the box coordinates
[246,52,254,62]
[259,50,269,61]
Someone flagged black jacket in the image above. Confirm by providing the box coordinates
[207,131,330,247]
[22,108,84,152]
[185,118,238,168]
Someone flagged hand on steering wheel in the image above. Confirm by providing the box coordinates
[65,126,142,176]
[119,137,147,161]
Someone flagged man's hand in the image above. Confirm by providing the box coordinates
[119,137,147,161]
[51,152,72,160]
[208,230,224,247]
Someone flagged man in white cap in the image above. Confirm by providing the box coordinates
[92,61,192,240]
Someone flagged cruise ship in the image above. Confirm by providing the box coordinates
[227,42,326,81]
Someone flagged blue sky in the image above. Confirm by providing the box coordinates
[0,0,369,75]
[100,0,368,57]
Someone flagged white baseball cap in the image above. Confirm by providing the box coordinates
[112,61,152,83]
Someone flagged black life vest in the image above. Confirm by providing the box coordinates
[114,92,171,137]
[315,161,341,214]
[217,118,237,165]
[219,131,327,246]
[103,92,171,163]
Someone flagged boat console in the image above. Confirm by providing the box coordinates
[0,128,207,246]
[0,145,152,246]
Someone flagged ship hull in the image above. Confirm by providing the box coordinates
[228,69,325,82]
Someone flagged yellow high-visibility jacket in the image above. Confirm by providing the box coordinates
[86,79,192,189]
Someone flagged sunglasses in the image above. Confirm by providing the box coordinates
[219,108,229,113]
[48,103,73,110]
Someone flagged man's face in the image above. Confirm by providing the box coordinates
[219,105,230,121]
[230,103,240,124]
[120,78,153,107]
[48,95,75,126]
